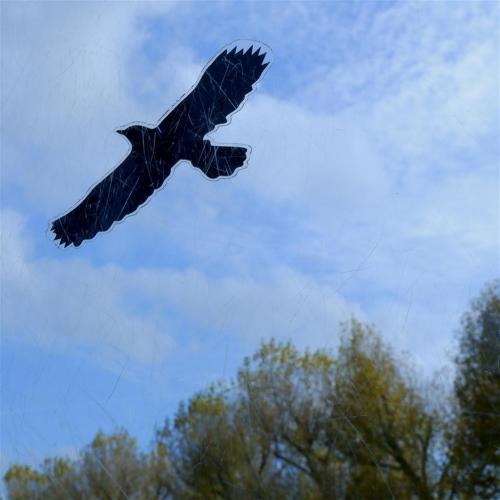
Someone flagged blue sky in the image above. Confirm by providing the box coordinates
[1,0,498,476]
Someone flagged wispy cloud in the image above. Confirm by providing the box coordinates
[1,1,498,474]
[1,208,359,371]
[2,1,497,372]
[1,2,175,212]
[1,209,175,371]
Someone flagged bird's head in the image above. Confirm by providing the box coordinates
[116,125,146,145]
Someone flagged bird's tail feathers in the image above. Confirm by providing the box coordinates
[191,142,248,179]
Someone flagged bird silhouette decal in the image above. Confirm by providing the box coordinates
[50,42,271,247]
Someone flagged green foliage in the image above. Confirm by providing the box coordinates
[334,320,442,498]
[450,280,500,498]
[4,283,499,499]
[4,430,149,499]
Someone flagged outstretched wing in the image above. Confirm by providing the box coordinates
[161,45,269,138]
[51,153,172,247]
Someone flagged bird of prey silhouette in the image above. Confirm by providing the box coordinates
[50,42,271,247]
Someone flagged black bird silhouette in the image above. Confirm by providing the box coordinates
[50,43,271,247]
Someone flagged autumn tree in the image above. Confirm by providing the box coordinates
[333,320,448,499]
[450,281,500,498]
[236,338,346,498]
[158,385,289,499]
[5,287,499,499]
[4,430,149,499]
[157,322,445,498]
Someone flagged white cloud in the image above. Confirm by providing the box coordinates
[6,204,420,373]
[1,209,175,372]
[299,2,498,176]
[133,265,360,352]
[362,39,498,172]
[213,94,391,216]
[4,198,487,375]
[1,1,497,378]
[410,172,498,249]
[1,208,361,369]
[1,2,177,213]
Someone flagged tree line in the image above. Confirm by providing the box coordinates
[4,282,499,499]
